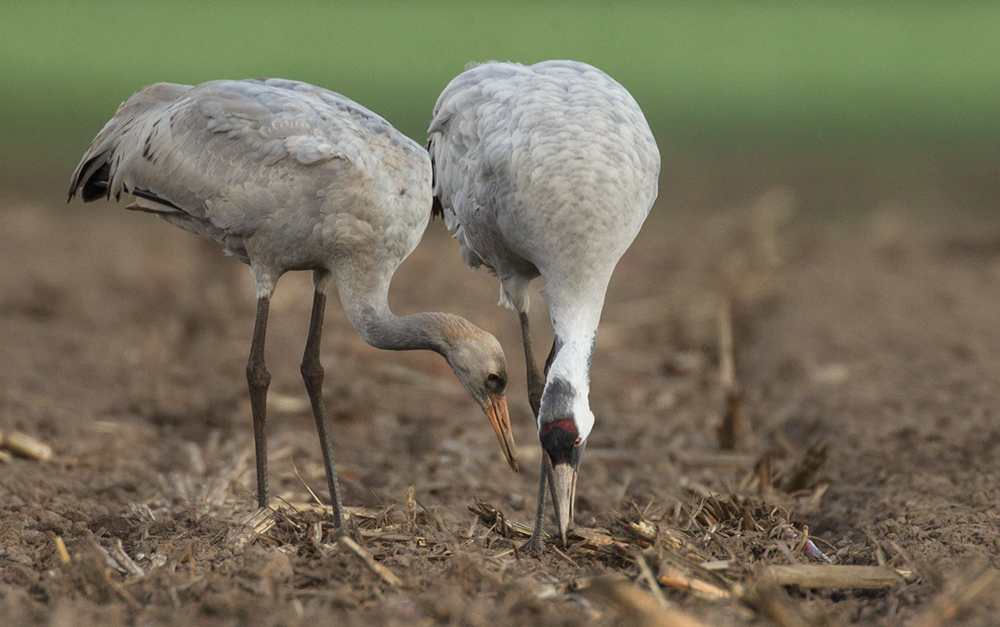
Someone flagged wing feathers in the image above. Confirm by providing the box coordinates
[68,79,397,230]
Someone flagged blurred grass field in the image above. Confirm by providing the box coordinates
[2,1,999,197]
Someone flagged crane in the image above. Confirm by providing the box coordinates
[68,78,520,528]
[428,61,659,549]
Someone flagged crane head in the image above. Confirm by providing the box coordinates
[539,418,586,547]
[536,376,593,546]
[445,329,519,473]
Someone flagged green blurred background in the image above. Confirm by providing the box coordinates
[2,1,998,214]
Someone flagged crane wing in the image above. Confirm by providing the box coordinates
[69,79,394,236]
[427,63,527,229]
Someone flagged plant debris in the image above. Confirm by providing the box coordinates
[0,429,53,461]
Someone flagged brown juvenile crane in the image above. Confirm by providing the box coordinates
[69,78,519,528]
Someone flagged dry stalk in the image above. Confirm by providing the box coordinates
[628,519,659,543]
[742,577,812,627]
[227,507,276,551]
[657,558,734,601]
[636,554,670,609]
[758,564,908,590]
[54,536,71,564]
[552,545,580,566]
[715,298,744,451]
[754,452,774,497]
[471,498,632,553]
[778,442,828,493]
[0,430,53,461]
[339,536,402,587]
[469,497,533,539]
[109,539,145,578]
[164,540,195,574]
[587,577,712,627]
[717,297,736,392]
[80,539,142,611]
[711,190,795,452]
[101,565,142,611]
[571,527,631,554]
[700,560,735,572]
[292,459,325,507]
[863,528,887,566]
[357,530,424,542]
[407,485,416,535]
[278,501,385,522]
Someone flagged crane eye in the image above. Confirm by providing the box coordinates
[573,438,582,448]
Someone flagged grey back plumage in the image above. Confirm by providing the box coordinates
[69,79,432,300]
[427,60,660,314]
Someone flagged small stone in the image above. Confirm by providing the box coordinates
[21,529,45,544]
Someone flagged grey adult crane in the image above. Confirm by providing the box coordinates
[427,61,659,549]
[68,78,519,528]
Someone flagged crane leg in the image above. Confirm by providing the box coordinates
[519,311,562,552]
[522,453,556,552]
[518,311,545,416]
[543,337,558,378]
[247,297,272,508]
[301,288,346,529]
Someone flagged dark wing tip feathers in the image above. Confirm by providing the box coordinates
[79,162,112,202]
[67,157,109,203]
[428,146,444,220]
[68,154,181,211]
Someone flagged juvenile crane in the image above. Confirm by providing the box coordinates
[68,78,519,528]
[428,61,659,549]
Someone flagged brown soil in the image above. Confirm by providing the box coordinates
[2,178,1000,626]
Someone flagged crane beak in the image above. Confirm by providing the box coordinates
[550,460,578,546]
[483,394,519,472]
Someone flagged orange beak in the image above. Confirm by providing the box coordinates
[483,394,519,472]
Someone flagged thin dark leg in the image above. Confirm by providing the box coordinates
[519,311,545,417]
[543,337,558,378]
[519,310,551,552]
[521,453,555,552]
[247,297,272,508]
[301,289,345,529]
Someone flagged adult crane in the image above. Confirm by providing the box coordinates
[68,78,519,529]
[427,61,659,549]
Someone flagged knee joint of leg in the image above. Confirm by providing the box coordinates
[246,363,271,388]
[300,360,324,385]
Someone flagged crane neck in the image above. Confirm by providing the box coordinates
[332,273,474,356]
[347,303,465,355]
[330,268,507,417]
[538,316,600,441]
